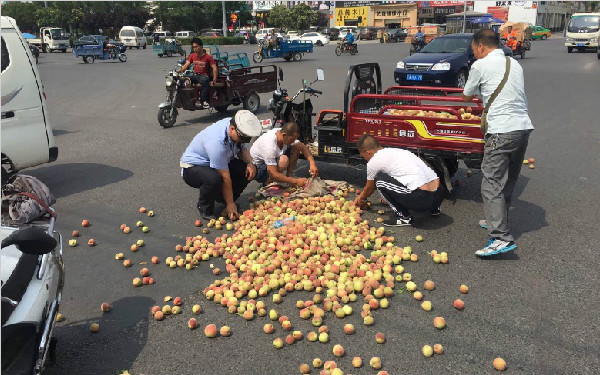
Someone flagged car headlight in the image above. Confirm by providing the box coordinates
[591,37,598,43]
[431,62,451,71]
[396,61,405,69]
[566,37,573,42]
[166,76,174,86]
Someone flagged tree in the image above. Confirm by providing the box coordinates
[0,2,41,32]
[268,4,292,30]
[289,3,318,32]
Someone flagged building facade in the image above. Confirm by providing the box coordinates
[418,1,467,25]
[473,1,570,31]
[334,1,418,28]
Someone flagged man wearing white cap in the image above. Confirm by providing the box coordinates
[180,110,262,220]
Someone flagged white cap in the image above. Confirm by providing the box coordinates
[234,110,262,137]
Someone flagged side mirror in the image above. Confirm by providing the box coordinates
[316,68,325,81]
[1,227,57,256]
[278,67,283,82]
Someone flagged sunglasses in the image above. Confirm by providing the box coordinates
[235,127,252,143]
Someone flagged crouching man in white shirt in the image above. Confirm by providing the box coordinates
[250,122,318,187]
[354,135,444,226]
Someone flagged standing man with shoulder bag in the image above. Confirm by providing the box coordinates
[462,29,534,257]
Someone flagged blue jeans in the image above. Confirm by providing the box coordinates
[190,74,210,102]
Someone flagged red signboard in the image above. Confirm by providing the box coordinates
[420,1,465,7]
[487,6,509,22]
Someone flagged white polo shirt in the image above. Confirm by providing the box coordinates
[463,48,534,134]
[367,148,438,191]
[250,129,299,166]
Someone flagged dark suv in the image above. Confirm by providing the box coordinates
[359,27,379,40]
[393,33,513,88]
[386,28,408,42]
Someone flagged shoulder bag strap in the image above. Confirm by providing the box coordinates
[484,56,511,115]
[16,192,57,219]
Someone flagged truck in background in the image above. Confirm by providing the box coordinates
[27,27,69,53]
[565,13,600,53]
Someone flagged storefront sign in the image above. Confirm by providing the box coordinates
[336,1,383,7]
[335,6,369,26]
[420,1,465,7]
[375,8,410,18]
[487,6,509,21]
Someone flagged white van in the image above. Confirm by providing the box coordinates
[119,26,147,49]
[175,31,195,38]
[256,28,285,40]
[153,31,174,38]
[1,16,57,180]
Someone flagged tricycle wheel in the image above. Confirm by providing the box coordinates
[335,46,342,56]
[158,106,178,128]
[119,53,127,62]
[293,52,302,61]
[284,56,292,61]
[158,53,163,57]
[243,92,260,113]
[85,55,94,64]
[214,105,229,113]
[167,50,173,57]
[252,52,264,63]
[520,49,526,59]
[82,56,88,63]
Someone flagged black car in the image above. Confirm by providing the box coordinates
[234,31,257,44]
[394,33,513,88]
[328,28,340,41]
[359,27,380,40]
[386,28,407,42]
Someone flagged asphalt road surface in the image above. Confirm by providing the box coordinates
[25,38,600,375]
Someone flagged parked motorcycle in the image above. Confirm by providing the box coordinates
[335,40,358,56]
[265,68,324,144]
[1,215,64,375]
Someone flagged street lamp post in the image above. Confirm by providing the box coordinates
[462,1,467,33]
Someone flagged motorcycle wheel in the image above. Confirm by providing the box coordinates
[119,54,127,62]
[252,52,264,63]
[350,48,357,55]
[158,106,177,128]
[243,92,260,113]
[214,105,229,113]
[335,46,342,56]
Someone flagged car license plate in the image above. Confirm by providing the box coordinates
[260,119,272,129]
[407,74,422,81]
[577,43,585,46]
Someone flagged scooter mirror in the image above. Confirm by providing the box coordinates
[278,67,284,82]
[1,227,57,255]
[317,68,325,81]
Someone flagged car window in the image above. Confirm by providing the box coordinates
[421,37,470,53]
[121,30,135,37]
[1,37,10,73]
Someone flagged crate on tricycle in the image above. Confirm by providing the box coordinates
[72,44,127,63]
[153,40,185,57]
[312,63,485,193]
[253,40,313,63]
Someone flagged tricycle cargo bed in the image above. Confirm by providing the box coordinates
[228,65,278,95]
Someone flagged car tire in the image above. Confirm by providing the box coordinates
[541,35,547,40]
[316,40,323,46]
[243,92,260,113]
[456,69,468,88]
[567,47,573,53]
[293,52,302,61]
[143,44,147,49]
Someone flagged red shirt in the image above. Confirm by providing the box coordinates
[187,52,215,76]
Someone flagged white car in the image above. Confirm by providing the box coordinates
[287,31,300,39]
[297,32,330,46]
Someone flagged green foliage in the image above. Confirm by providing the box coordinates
[0,2,41,32]
[290,4,318,32]
[268,5,292,29]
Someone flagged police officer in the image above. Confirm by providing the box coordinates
[180,110,262,220]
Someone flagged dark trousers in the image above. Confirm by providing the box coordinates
[182,159,249,214]
[374,173,444,217]
[189,74,210,102]
[481,130,532,242]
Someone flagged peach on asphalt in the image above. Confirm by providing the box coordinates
[273,337,284,349]
[343,324,355,334]
[493,357,507,371]
[433,344,444,355]
[332,344,344,357]
[220,326,231,337]
[89,323,99,332]
[299,364,311,374]
[352,357,362,368]
[422,345,433,357]
[460,284,469,294]
[421,301,432,311]
[313,358,323,368]
[454,299,465,310]
[433,316,446,329]
[375,332,386,344]
[204,324,217,338]
[369,357,382,370]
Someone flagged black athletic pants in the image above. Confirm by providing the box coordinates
[182,159,248,215]
[374,173,444,217]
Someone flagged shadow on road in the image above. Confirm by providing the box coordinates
[46,296,154,375]
[27,162,133,199]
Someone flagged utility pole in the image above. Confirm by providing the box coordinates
[222,1,227,36]
[462,1,467,33]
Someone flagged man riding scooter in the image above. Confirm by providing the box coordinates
[176,38,217,109]
[502,25,518,51]
[411,27,427,52]
[345,30,356,52]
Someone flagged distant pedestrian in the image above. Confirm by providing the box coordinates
[153,33,160,44]
[462,29,534,257]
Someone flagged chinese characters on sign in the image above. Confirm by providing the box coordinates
[375,9,409,17]
[336,6,368,26]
